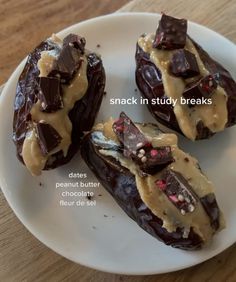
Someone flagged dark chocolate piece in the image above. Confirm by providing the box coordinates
[49,45,82,83]
[170,49,200,78]
[156,169,198,214]
[135,146,173,175]
[153,14,187,50]
[38,77,63,112]
[113,112,173,174]
[113,112,150,155]
[183,75,217,103]
[36,122,62,155]
[200,193,220,230]
[63,34,86,53]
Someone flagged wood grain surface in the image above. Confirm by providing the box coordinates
[0,0,129,85]
[0,0,236,281]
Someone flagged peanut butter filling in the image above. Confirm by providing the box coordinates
[138,34,228,140]
[97,119,224,242]
[22,35,88,176]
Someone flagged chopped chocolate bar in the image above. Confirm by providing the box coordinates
[153,14,187,50]
[183,75,217,103]
[156,169,198,214]
[38,77,63,112]
[63,34,86,54]
[200,193,220,230]
[142,64,164,93]
[135,146,173,174]
[35,122,62,155]
[170,49,200,78]
[113,112,173,174]
[113,112,150,155]
[49,45,82,83]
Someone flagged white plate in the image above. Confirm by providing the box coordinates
[0,13,236,275]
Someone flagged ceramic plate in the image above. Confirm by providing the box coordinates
[0,13,236,275]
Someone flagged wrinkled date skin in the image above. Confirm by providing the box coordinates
[81,131,204,250]
[135,37,236,140]
[12,41,106,170]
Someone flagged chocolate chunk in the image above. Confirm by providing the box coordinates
[63,34,86,54]
[38,77,63,112]
[170,49,200,78]
[36,122,62,155]
[113,112,150,155]
[142,64,164,92]
[196,121,214,139]
[153,14,187,50]
[49,45,82,83]
[183,75,217,103]
[200,193,220,230]
[113,112,173,174]
[156,169,198,214]
[135,146,173,175]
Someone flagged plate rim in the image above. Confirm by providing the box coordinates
[0,12,235,275]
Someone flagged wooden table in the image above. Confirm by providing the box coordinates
[0,0,236,281]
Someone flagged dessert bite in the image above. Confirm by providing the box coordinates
[135,14,236,140]
[81,112,225,250]
[13,33,106,175]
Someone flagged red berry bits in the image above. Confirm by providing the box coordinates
[153,14,187,50]
[155,179,166,190]
[157,169,198,215]
[169,194,179,203]
[35,122,62,155]
[183,75,218,104]
[151,149,158,157]
[137,146,173,175]
[112,112,150,154]
[170,49,200,78]
[113,112,173,175]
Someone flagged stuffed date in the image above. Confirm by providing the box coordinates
[81,112,225,250]
[12,33,106,175]
[135,14,236,140]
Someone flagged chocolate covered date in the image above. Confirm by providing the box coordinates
[135,14,236,140]
[12,33,106,175]
[81,113,225,250]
